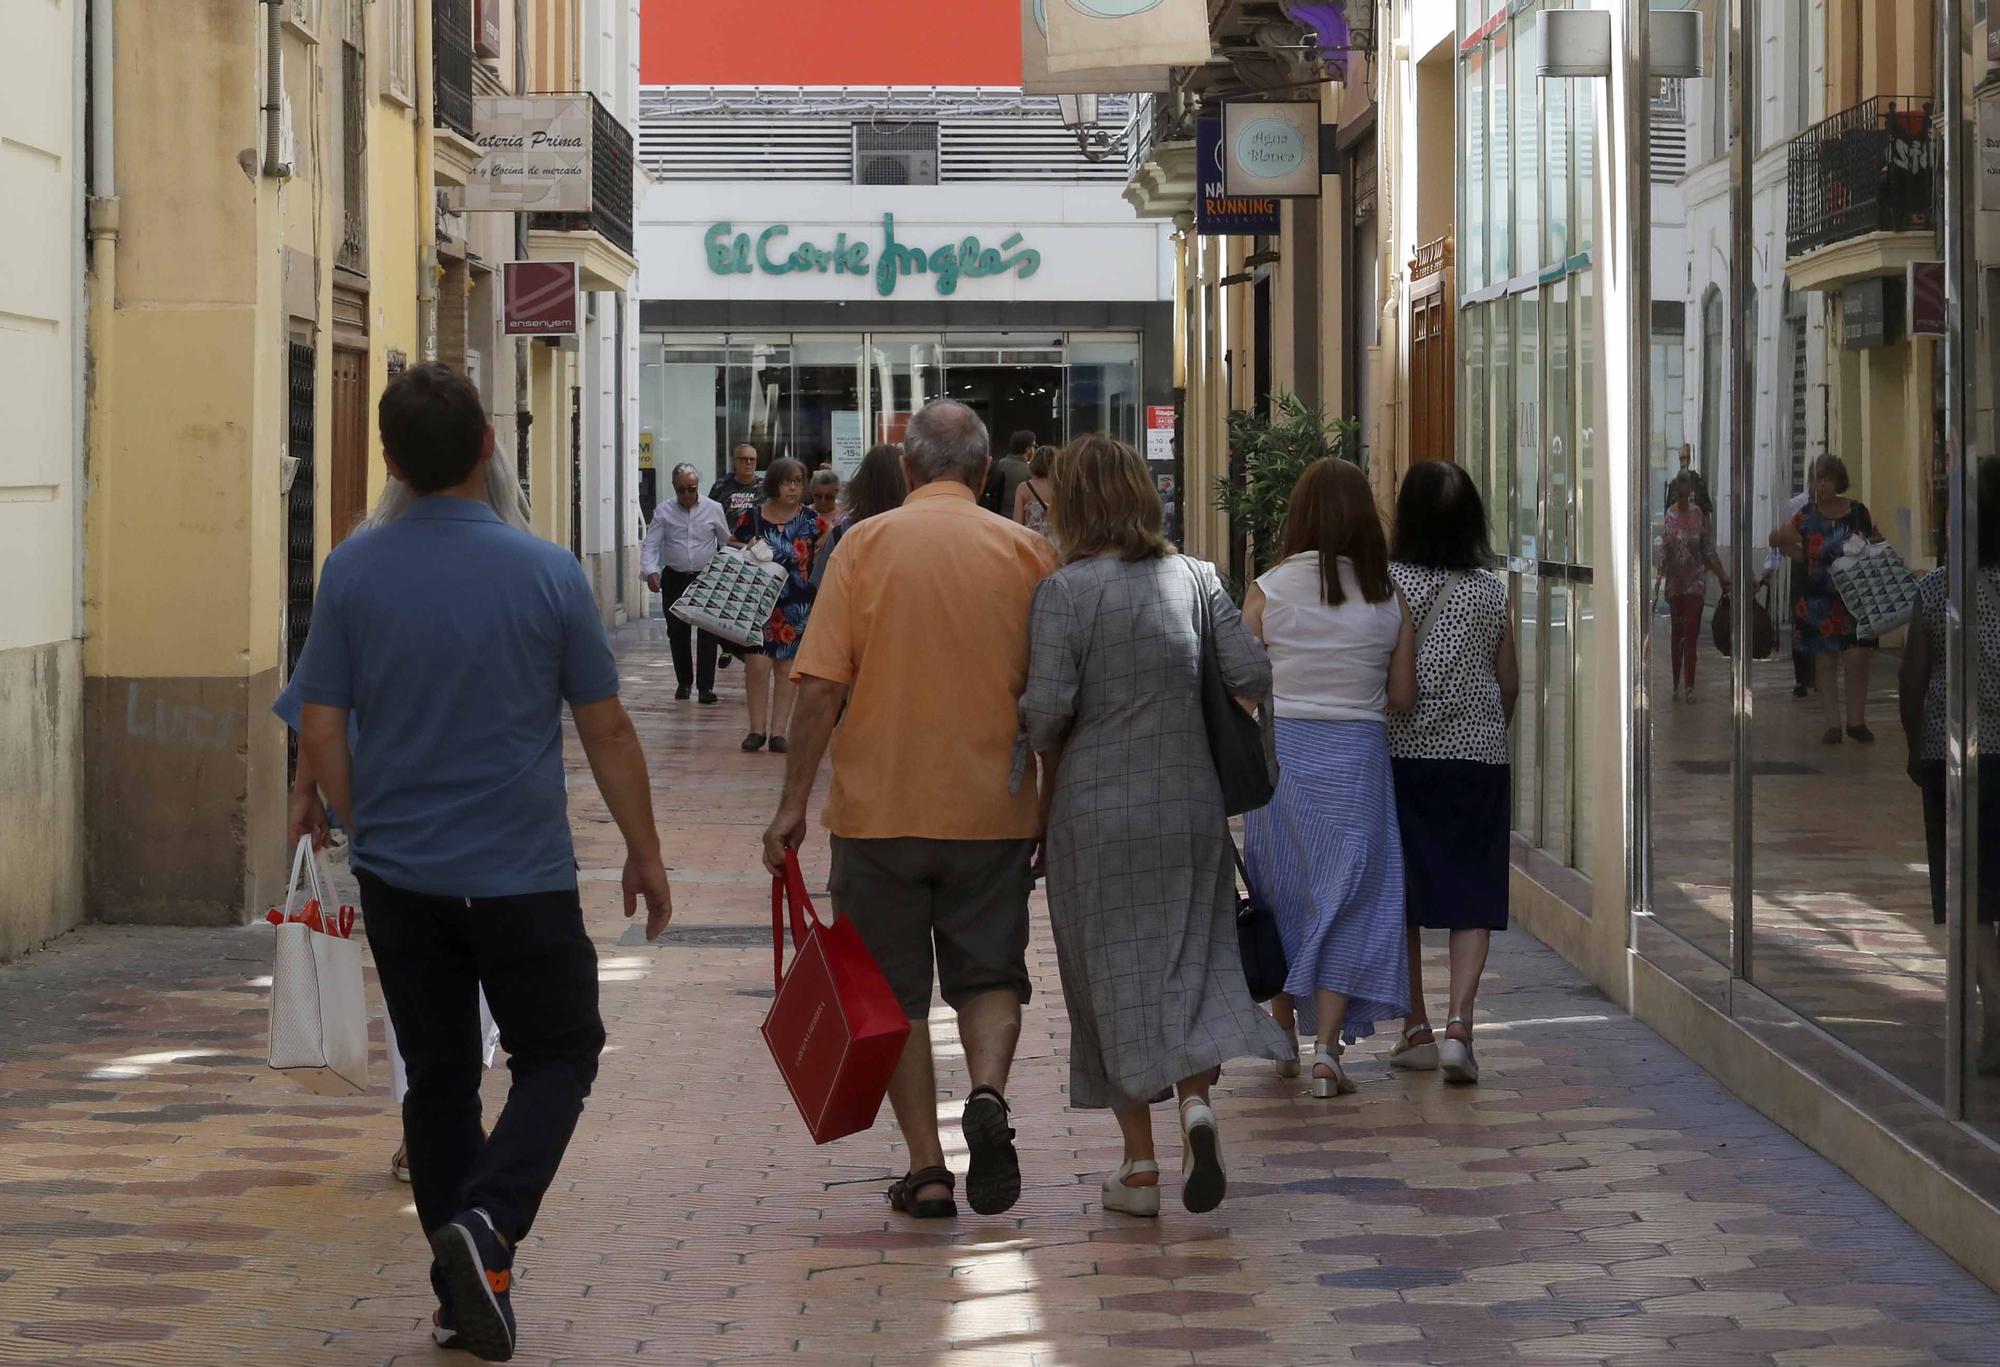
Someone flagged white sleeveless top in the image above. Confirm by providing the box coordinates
[1256,553,1406,723]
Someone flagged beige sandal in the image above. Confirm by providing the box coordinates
[1309,1042,1356,1098]
[1102,1158,1161,1217]
[1389,1023,1439,1072]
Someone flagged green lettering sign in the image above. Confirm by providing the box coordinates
[703,215,1040,297]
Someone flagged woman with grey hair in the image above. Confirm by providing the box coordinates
[273,449,525,1186]
[809,467,843,525]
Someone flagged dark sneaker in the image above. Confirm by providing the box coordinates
[741,732,766,752]
[698,691,719,705]
[430,1209,515,1361]
[431,1304,461,1349]
[961,1087,1021,1215]
[674,686,692,701]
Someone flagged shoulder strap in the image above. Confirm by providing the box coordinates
[1414,571,1462,646]
[1028,483,1048,510]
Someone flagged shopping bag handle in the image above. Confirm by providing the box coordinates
[769,849,826,988]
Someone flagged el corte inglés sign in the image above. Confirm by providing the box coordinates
[704,215,1042,297]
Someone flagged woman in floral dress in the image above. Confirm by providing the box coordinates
[733,456,827,754]
[1774,453,1881,745]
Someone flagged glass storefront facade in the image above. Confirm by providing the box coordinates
[1457,0,1600,875]
[639,330,1143,488]
[1452,0,2000,1214]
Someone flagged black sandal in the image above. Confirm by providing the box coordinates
[887,1165,957,1219]
[962,1086,1021,1215]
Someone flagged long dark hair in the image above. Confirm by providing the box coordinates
[844,445,908,524]
[1392,460,1495,571]
[1279,458,1392,606]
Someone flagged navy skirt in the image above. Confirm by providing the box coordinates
[1391,757,1510,931]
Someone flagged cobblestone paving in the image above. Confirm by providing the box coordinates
[1,619,1997,1366]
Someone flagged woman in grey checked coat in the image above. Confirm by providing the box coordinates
[1020,435,1293,1217]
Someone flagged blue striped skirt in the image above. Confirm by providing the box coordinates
[1245,717,1409,1043]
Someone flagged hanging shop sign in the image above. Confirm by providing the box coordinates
[704,215,1042,298]
[503,260,580,336]
[1195,118,1280,235]
[1222,101,1322,199]
[1018,0,1171,94]
[1907,262,1947,338]
[1980,93,2000,210]
[1041,0,1211,76]
[462,97,592,213]
[1842,277,1902,350]
[475,0,502,58]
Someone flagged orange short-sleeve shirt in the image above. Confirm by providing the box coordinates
[792,480,1058,841]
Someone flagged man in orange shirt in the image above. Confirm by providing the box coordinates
[764,400,1057,1221]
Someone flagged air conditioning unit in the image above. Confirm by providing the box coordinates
[857,150,939,186]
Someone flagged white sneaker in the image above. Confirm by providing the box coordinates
[1101,1159,1161,1217]
[1178,1097,1226,1214]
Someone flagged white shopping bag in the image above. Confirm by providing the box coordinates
[1828,537,1921,640]
[266,836,369,1096]
[669,541,788,649]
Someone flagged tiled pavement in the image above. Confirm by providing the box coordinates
[2,617,1999,1366]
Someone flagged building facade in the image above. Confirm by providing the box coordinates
[0,0,86,960]
[44,0,640,940]
[1129,0,1997,1292]
[636,88,1173,494]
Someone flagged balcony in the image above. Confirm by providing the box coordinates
[430,0,481,187]
[1122,93,1198,222]
[526,93,638,293]
[1784,95,1938,293]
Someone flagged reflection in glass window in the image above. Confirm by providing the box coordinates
[1514,14,1540,278]
[1490,25,1512,285]
[1464,48,1488,293]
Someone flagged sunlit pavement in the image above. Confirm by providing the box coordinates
[2,617,1998,1366]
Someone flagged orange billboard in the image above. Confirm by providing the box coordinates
[643,0,1022,86]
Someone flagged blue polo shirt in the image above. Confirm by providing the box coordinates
[287,497,621,897]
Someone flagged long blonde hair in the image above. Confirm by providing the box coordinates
[358,454,533,534]
[1051,434,1172,564]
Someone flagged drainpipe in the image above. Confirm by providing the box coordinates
[261,0,283,175]
[514,0,531,489]
[416,0,438,359]
[85,0,119,644]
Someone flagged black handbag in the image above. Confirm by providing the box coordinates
[1231,839,1288,1002]
[1194,560,1277,817]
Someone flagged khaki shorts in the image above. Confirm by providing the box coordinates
[828,836,1035,1020]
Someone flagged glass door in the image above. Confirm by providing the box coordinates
[793,335,868,476]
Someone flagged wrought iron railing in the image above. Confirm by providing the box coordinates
[338,41,367,273]
[433,0,475,140]
[1410,234,1452,282]
[1125,92,1196,181]
[528,93,636,256]
[1785,95,1937,258]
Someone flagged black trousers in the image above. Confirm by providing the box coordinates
[661,567,719,692]
[358,872,605,1266]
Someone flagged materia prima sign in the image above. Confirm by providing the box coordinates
[461,96,591,213]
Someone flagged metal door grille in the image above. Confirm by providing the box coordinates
[286,340,318,777]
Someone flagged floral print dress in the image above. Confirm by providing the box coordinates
[734,504,828,660]
[1792,498,1878,653]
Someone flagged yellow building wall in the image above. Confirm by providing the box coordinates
[369,94,421,509]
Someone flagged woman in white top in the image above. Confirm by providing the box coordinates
[1243,457,1416,1097]
[1383,461,1518,1085]
[1013,443,1058,541]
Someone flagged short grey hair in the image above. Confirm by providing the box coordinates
[810,468,841,490]
[904,400,990,488]
[669,462,700,483]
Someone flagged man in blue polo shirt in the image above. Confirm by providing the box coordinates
[292,362,671,1363]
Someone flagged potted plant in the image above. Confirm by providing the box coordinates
[1216,392,1363,580]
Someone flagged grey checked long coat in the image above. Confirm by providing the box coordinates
[1020,553,1293,1109]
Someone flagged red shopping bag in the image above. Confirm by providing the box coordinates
[760,851,911,1144]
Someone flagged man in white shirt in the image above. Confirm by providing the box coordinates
[1761,489,1814,697]
[642,463,733,703]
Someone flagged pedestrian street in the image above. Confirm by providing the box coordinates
[0,620,1995,1367]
